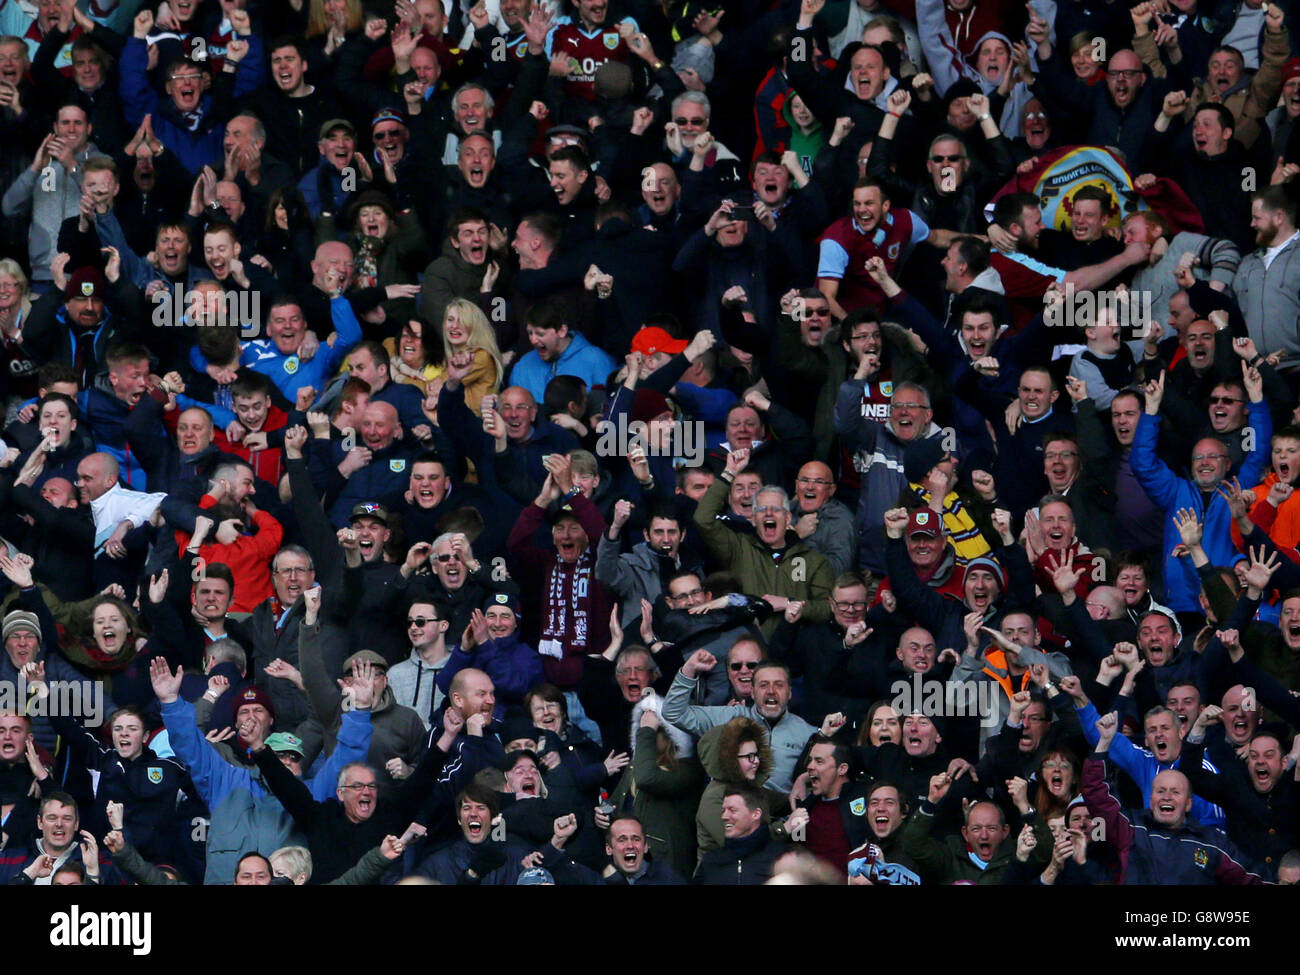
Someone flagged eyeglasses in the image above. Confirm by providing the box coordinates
[1109,68,1143,78]
[891,401,928,411]
[617,665,652,676]
[730,662,758,671]
[930,154,962,163]
[737,751,761,762]
[673,116,707,127]
[796,476,833,486]
[1043,450,1078,461]
[1041,759,1070,769]
[407,617,438,627]
[275,566,311,576]
[1192,452,1227,462]
[341,782,379,792]
[373,127,403,140]
[753,504,785,514]
[169,72,203,83]
[1208,396,1242,405]
[1024,111,1048,120]
[833,600,868,611]
[669,588,704,601]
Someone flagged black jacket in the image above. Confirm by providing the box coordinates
[692,827,788,884]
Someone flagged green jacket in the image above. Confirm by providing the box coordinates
[610,726,706,880]
[901,804,1019,885]
[693,477,835,637]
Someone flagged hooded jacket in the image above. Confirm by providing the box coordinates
[606,697,704,879]
[694,716,775,859]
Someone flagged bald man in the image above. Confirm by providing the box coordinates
[326,401,420,526]
[440,383,579,506]
[77,451,168,594]
[792,461,856,575]
[1085,712,1258,884]
[300,240,402,338]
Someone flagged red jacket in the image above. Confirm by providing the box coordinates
[176,496,284,612]
[213,405,290,486]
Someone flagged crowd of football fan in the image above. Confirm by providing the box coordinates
[1,0,1300,887]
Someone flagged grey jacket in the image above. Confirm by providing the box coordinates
[799,498,856,577]
[1,145,99,282]
[661,670,817,792]
[1233,232,1300,371]
[596,535,674,631]
[1130,231,1240,328]
[388,648,452,730]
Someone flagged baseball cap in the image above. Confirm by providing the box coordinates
[319,117,356,139]
[907,509,941,538]
[350,502,389,525]
[631,326,688,358]
[265,732,305,756]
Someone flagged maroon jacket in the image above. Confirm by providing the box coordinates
[507,491,612,689]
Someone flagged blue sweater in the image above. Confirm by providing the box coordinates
[509,332,617,404]
[1129,404,1270,612]
[1077,700,1226,829]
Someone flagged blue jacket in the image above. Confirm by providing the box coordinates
[1083,754,1261,885]
[1077,701,1226,829]
[437,633,544,707]
[508,331,617,404]
[229,295,362,401]
[161,697,373,885]
[1129,405,1270,612]
[119,36,264,176]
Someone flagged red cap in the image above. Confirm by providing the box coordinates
[631,326,688,358]
[907,509,941,537]
[233,685,275,720]
[1285,58,1300,84]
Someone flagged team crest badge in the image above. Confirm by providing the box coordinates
[850,798,866,816]
[495,593,509,604]
[147,768,163,784]
[517,42,527,56]
[880,381,894,397]
[604,32,619,48]
[81,281,95,297]
[887,242,900,260]
[1193,848,1208,868]
[284,355,299,375]
[915,511,930,526]
[390,459,407,473]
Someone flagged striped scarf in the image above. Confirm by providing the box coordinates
[909,486,990,566]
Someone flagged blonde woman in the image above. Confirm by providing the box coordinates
[0,259,37,419]
[440,298,503,415]
[384,318,447,396]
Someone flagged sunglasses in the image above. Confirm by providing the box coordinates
[673,116,707,127]
[435,553,459,563]
[408,617,438,627]
[730,662,758,671]
[1208,396,1242,405]
[930,154,962,163]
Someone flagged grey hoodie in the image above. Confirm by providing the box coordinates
[2,144,100,282]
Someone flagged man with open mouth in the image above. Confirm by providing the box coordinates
[847,782,923,884]
[1074,690,1226,830]
[1085,712,1261,884]
[2,792,122,885]
[413,782,533,885]
[780,735,876,879]
[1180,703,1300,878]
[900,769,1015,883]
[692,447,834,642]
